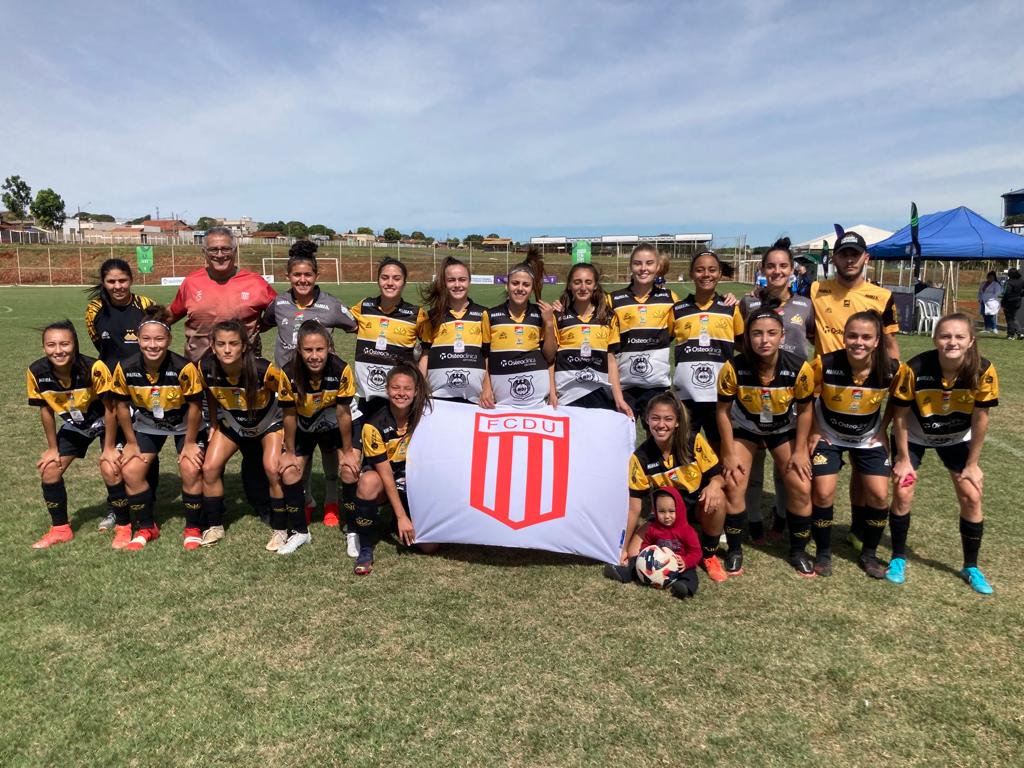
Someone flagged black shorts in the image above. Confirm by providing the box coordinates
[360,460,407,494]
[733,427,794,451]
[682,400,720,444]
[622,386,667,418]
[135,430,209,456]
[811,440,891,477]
[295,429,341,458]
[569,388,617,411]
[907,441,969,473]
[57,428,103,458]
[217,422,283,448]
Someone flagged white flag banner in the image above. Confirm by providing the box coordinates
[407,400,634,563]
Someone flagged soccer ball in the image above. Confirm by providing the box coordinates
[634,545,680,588]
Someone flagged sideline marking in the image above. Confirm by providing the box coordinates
[0,305,11,313]
[987,436,1024,461]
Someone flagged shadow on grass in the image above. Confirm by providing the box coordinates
[430,542,597,569]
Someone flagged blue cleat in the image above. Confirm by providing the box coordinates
[886,557,907,584]
[960,567,993,595]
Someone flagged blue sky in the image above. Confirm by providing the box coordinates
[2,0,1022,244]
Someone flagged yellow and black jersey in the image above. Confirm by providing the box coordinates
[110,351,204,435]
[351,297,426,402]
[484,302,549,408]
[672,294,744,403]
[27,355,112,437]
[281,354,356,433]
[553,307,620,405]
[361,406,411,482]
[891,350,998,447]
[811,352,897,448]
[628,433,720,503]
[197,355,291,437]
[420,302,489,401]
[610,285,678,389]
[85,293,155,366]
[810,280,899,355]
[718,350,815,435]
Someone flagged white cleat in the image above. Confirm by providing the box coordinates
[346,532,360,558]
[277,531,311,555]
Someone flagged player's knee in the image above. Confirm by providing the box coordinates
[356,472,380,501]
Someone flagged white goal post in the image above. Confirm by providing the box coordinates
[261,257,341,283]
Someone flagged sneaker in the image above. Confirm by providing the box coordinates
[278,531,311,555]
[670,578,695,599]
[858,554,887,579]
[789,550,816,577]
[304,502,315,526]
[602,563,633,583]
[323,503,341,527]
[846,532,863,553]
[701,556,728,583]
[813,553,833,577]
[724,550,744,577]
[960,566,993,595]
[265,529,288,552]
[201,525,225,547]
[183,527,204,551]
[125,525,160,551]
[111,524,133,550]
[32,524,73,549]
[346,531,360,558]
[97,512,117,532]
[886,556,907,584]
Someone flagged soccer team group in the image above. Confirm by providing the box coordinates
[25,227,998,595]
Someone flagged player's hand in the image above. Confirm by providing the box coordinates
[698,483,724,517]
[786,448,811,482]
[722,292,739,307]
[36,448,61,475]
[339,448,361,479]
[550,299,564,314]
[618,547,629,566]
[478,386,496,409]
[615,397,634,421]
[721,454,745,485]
[99,447,122,477]
[120,442,144,467]
[892,458,915,488]
[277,450,299,478]
[538,300,555,326]
[957,463,984,493]
[179,442,204,470]
[395,513,416,546]
[548,391,559,409]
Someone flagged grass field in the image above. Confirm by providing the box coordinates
[1,282,1022,767]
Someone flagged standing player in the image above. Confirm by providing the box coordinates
[888,314,998,594]
[485,248,556,408]
[27,321,120,549]
[810,230,900,549]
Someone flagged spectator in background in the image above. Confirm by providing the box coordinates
[977,271,1001,334]
[1000,268,1024,339]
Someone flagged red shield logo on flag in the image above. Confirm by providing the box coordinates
[470,412,570,530]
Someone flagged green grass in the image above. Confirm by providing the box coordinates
[1,283,1022,767]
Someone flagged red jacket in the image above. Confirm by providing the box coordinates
[642,486,702,571]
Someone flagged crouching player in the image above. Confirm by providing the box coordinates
[111,305,207,550]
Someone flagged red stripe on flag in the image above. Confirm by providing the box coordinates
[525,435,544,525]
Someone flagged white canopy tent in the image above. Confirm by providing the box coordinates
[794,224,893,251]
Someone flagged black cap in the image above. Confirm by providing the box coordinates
[834,231,867,255]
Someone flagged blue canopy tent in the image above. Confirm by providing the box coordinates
[868,206,1024,322]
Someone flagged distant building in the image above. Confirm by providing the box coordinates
[481,237,513,251]
[145,219,193,235]
[339,231,376,246]
[217,217,259,236]
[529,233,713,257]
[1003,188,1024,234]
[250,230,287,243]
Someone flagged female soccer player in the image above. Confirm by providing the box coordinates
[109,305,207,550]
[672,250,744,448]
[608,244,678,416]
[624,392,727,580]
[888,313,999,594]
[263,239,356,527]
[717,308,816,576]
[278,320,359,554]
[351,363,433,575]
[550,263,632,416]
[809,312,896,577]
[27,320,120,549]
[419,257,492,405]
[484,248,556,408]
[196,320,303,550]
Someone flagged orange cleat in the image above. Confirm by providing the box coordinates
[32,524,74,549]
[322,502,341,527]
[125,525,160,551]
[111,524,133,549]
[183,527,203,551]
[701,556,728,583]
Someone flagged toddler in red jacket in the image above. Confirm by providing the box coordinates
[604,486,701,599]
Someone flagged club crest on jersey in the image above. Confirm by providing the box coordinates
[573,368,596,383]
[446,369,469,389]
[629,354,653,379]
[367,366,388,391]
[509,375,535,401]
[470,412,570,530]
[691,364,715,388]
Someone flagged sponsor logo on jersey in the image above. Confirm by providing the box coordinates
[509,375,535,401]
[691,364,715,388]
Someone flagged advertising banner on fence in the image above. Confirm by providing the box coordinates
[407,400,634,563]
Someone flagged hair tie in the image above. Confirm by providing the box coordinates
[139,319,171,332]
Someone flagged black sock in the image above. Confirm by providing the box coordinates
[284,481,307,534]
[146,456,160,497]
[724,511,746,553]
[811,505,834,557]
[960,518,984,569]
[850,504,866,540]
[270,497,287,531]
[786,511,811,554]
[182,492,202,529]
[771,512,787,533]
[749,519,765,541]
[353,497,381,547]
[861,505,888,556]
[699,530,720,560]
[341,481,357,531]
[127,491,152,529]
[202,495,225,527]
[107,482,129,525]
[42,480,68,527]
[889,511,910,558]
